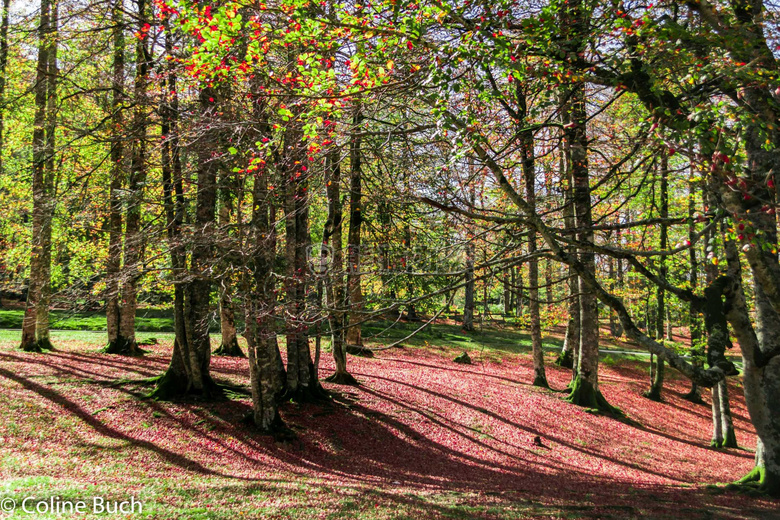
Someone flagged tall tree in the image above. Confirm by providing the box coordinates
[105,0,125,354]
[519,84,547,388]
[645,154,668,401]
[345,106,365,347]
[21,0,57,352]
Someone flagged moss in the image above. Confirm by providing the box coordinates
[324,371,359,385]
[736,465,764,486]
[565,375,622,416]
[36,337,54,351]
[214,337,245,357]
[102,336,142,356]
[554,349,574,369]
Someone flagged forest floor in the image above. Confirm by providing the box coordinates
[0,327,776,519]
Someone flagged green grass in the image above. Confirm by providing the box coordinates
[362,320,564,356]
[0,476,572,519]
[0,308,180,332]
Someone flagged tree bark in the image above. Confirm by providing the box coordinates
[646,154,668,401]
[111,0,149,356]
[323,150,356,384]
[518,84,547,388]
[345,107,364,347]
[105,0,124,353]
[214,193,242,357]
[559,14,609,408]
[21,0,56,352]
[152,86,220,399]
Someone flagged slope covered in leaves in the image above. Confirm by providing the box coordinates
[0,335,775,519]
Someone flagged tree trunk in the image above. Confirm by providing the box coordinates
[711,381,724,448]
[518,85,547,388]
[105,0,124,353]
[152,86,220,399]
[36,5,57,352]
[463,242,475,331]
[281,119,321,402]
[718,379,738,448]
[345,107,364,347]
[216,285,242,356]
[608,256,621,337]
[323,150,356,384]
[556,127,576,369]
[559,12,610,408]
[545,258,553,308]
[646,155,668,401]
[245,114,283,431]
[21,0,56,352]
[503,275,511,316]
[685,163,703,403]
[214,194,242,357]
[111,0,148,356]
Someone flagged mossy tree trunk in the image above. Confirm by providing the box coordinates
[559,2,610,410]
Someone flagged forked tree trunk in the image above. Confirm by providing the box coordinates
[152,86,220,399]
[109,0,148,356]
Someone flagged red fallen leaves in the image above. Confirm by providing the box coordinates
[0,339,775,518]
